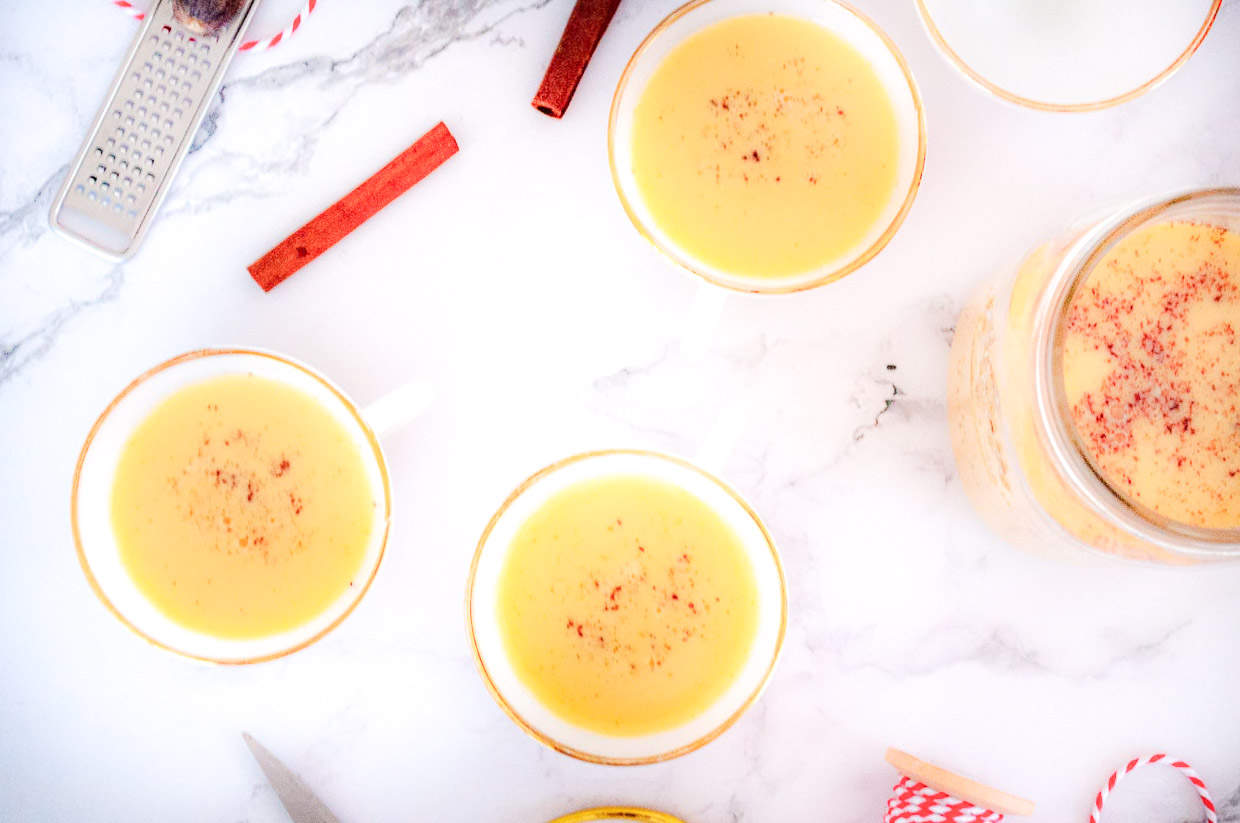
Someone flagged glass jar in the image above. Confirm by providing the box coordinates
[914,0,1220,112]
[948,188,1240,564]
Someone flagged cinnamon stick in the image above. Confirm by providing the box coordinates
[248,122,458,292]
[532,0,622,118]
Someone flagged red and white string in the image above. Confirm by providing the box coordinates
[888,754,1216,823]
[108,0,317,52]
[886,776,1005,823]
[1090,754,1217,823]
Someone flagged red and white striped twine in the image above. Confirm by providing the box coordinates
[888,755,1216,823]
[108,0,317,52]
[110,0,146,21]
[1090,754,1217,823]
[886,776,1005,823]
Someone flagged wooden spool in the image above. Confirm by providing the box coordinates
[886,748,1036,817]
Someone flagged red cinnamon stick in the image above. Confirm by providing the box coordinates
[532,0,622,118]
[248,122,459,291]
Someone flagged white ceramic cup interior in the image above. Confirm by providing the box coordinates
[468,450,786,764]
[73,349,392,664]
[609,0,924,293]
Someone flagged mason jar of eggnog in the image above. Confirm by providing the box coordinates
[948,189,1240,563]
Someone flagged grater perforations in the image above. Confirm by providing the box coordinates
[50,0,262,260]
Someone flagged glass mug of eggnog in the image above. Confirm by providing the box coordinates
[948,189,1240,564]
[467,450,786,764]
[609,0,925,295]
[550,810,686,823]
[72,348,429,663]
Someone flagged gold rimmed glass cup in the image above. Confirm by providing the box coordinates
[466,449,787,765]
[608,0,926,295]
[549,809,688,823]
[915,0,1221,112]
[71,348,401,664]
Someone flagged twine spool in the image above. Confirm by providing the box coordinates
[888,748,1217,823]
[108,0,318,51]
[885,748,1034,822]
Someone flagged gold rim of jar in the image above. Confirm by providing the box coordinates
[548,808,689,823]
[464,448,788,765]
[1030,189,1240,557]
[70,347,393,665]
[606,0,927,295]
[914,0,1222,113]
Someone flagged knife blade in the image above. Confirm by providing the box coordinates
[242,733,342,823]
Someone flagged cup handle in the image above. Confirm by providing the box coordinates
[361,381,435,438]
[680,281,729,361]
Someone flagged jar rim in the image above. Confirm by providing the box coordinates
[1030,187,1240,557]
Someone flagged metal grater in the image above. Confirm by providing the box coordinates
[49,0,264,260]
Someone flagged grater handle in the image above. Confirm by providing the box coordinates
[52,203,139,258]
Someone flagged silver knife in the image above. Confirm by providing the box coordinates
[242,732,342,823]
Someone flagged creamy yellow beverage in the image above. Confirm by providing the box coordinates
[1060,221,1240,529]
[496,474,759,736]
[111,374,376,639]
[630,14,900,279]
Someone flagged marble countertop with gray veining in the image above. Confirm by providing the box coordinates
[2,1,1240,821]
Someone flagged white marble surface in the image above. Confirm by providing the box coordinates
[2,1,1239,821]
